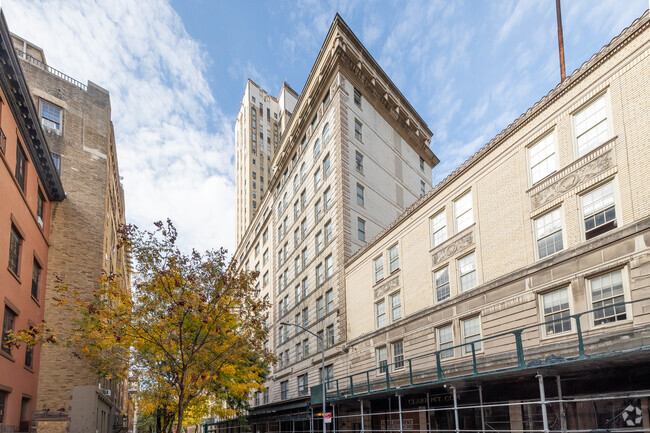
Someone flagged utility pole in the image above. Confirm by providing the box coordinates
[556,0,567,82]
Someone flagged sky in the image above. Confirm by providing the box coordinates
[4,0,648,255]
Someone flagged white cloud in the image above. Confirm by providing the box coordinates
[4,0,236,254]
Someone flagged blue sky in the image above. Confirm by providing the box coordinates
[5,0,648,254]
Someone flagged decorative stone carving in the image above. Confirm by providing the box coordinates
[374,274,400,299]
[531,150,613,209]
[432,230,474,266]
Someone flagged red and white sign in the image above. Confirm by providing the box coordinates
[323,412,332,424]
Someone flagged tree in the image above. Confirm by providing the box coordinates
[13,220,272,432]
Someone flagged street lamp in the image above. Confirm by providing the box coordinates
[280,321,327,433]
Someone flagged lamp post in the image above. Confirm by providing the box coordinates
[280,322,327,433]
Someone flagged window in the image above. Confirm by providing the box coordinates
[420,181,426,196]
[295,257,301,277]
[435,267,450,302]
[326,325,334,347]
[438,325,454,359]
[462,316,482,354]
[590,270,627,326]
[280,381,289,400]
[529,133,556,184]
[301,219,307,240]
[315,199,323,222]
[15,143,26,192]
[324,187,332,210]
[354,88,362,107]
[294,229,300,249]
[51,153,61,174]
[2,306,16,355]
[390,292,401,321]
[301,190,307,210]
[317,330,324,351]
[314,139,321,159]
[324,220,332,245]
[458,253,477,292]
[315,231,323,255]
[302,307,309,327]
[321,364,334,390]
[31,259,42,300]
[263,249,269,265]
[25,326,34,368]
[316,263,323,286]
[575,94,608,156]
[323,154,331,177]
[263,272,269,287]
[326,289,334,313]
[388,245,399,273]
[325,254,333,279]
[300,163,306,181]
[37,190,45,228]
[263,389,269,404]
[302,278,308,299]
[431,210,447,247]
[354,119,362,141]
[278,299,284,319]
[542,287,572,335]
[294,200,300,220]
[582,182,617,240]
[322,123,330,145]
[373,256,384,282]
[41,101,62,132]
[303,338,310,358]
[298,374,309,395]
[535,208,564,258]
[355,151,364,173]
[317,296,324,319]
[302,248,308,269]
[393,341,404,370]
[314,168,322,190]
[263,229,268,243]
[0,391,6,424]
[296,341,303,361]
[455,192,473,232]
[377,346,388,373]
[254,392,260,406]
[376,299,386,328]
[8,224,23,276]
[356,183,365,206]
[419,157,425,171]
[358,218,366,242]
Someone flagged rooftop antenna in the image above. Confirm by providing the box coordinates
[556,0,567,82]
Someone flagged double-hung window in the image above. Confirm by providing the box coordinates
[314,168,322,191]
[542,288,572,335]
[356,184,365,206]
[529,133,556,184]
[582,182,617,240]
[323,154,331,177]
[315,231,323,255]
[326,289,334,313]
[354,119,362,141]
[324,220,332,245]
[375,299,386,328]
[9,225,23,276]
[373,256,384,282]
[325,254,333,279]
[314,139,321,159]
[31,259,42,300]
[434,267,450,302]
[2,306,16,355]
[535,208,564,258]
[358,218,366,242]
[355,151,364,173]
[377,346,387,373]
[280,381,289,400]
[298,374,309,395]
[15,144,26,192]
[390,292,401,321]
[388,245,399,273]
[317,297,324,319]
[354,88,362,107]
[392,341,404,370]
[315,199,323,222]
[575,94,608,156]
[458,253,477,292]
[455,192,473,232]
[316,264,323,286]
[431,210,447,247]
[41,101,62,133]
[462,316,482,354]
[590,270,627,326]
[438,325,454,359]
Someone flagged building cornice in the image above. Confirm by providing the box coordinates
[0,11,64,201]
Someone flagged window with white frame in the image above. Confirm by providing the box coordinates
[374,256,384,283]
[376,299,386,328]
[356,183,365,206]
[298,374,308,395]
[434,267,450,302]
[323,154,331,177]
[326,325,334,347]
[296,341,302,362]
[355,119,363,141]
[314,168,322,191]
[324,187,332,210]
[358,218,366,241]
[322,123,330,145]
[420,181,426,196]
[314,139,321,159]
[263,249,269,265]
[315,231,323,255]
[302,308,309,327]
[326,289,334,313]
[455,191,473,232]
[589,269,627,326]
[377,346,388,373]
[529,132,556,184]
[390,292,401,321]
[301,190,307,210]
[325,254,333,279]
[431,210,447,247]
[575,94,608,156]
[354,88,362,107]
[41,101,62,133]
[324,220,332,244]
[317,296,324,319]
[392,341,404,370]
[582,182,617,240]
[355,151,364,173]
[302,278,308,299]
[300,163,306,181]
[462,316,482,354]
[295,256,301,277]
[303,338,309,357]
[316,263,323,286]
[438,325,454,359]
[294,174,300,192]
[302,248,308,269]
[315,199,323,222]
[535,208,564,258]
[542,287,572,335]
[458,252,477,292]
[388,244,399,273]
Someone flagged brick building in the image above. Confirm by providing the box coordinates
[212,9,650,433]
[11,31,130,433]
[0,11,64,433]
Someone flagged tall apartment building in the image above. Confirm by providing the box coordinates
[235,80,298,244]
[214,9,650,433]
[0,12,64,432]
[231,13,438,428]
[11,33,130,433]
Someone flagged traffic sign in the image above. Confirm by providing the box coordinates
[323,412,332,424]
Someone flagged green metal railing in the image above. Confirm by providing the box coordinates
[320,297,650,403]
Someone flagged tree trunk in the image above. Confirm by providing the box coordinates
[176,389,185,433]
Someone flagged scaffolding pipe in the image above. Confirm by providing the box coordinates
[398,394,404,433]
[556,376,567,433]
[426,393,431,433]
[310,409,313,433]
[360,401,364,433]
[479,386,486,433]
[333,405,336,433]
[537,373,550,433]
[452,386,460,433]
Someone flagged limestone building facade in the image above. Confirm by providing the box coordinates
[11,33,130,433]
[219,9,650,433]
